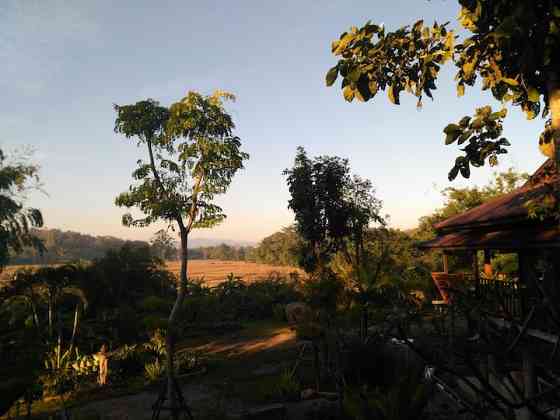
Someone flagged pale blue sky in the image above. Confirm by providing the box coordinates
[1,0,546,243]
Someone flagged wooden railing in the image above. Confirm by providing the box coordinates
[478,277,527,319]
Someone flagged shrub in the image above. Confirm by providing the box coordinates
[273,304,286,322]
[142,315,168,333]
[303,271,344,320]
[115,305,142,342]
[144,329,167,361]
[111,344,146,378]
[139,295,171,313]
[275,367,300,402]
[174,350,201,375]
[144,359,165,383]
[343,373,431,420]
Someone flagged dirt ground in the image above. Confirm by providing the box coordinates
[28,321,299,420]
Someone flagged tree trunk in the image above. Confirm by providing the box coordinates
[547,73,560,168]
[57,313,63,369]
[361,304,368,342]
[166,225,189,419]
[48,296,53,340]
[68,304,80,354]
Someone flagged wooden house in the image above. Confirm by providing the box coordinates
[420,159,559,419]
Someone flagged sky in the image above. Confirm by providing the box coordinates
[0,0,547,244]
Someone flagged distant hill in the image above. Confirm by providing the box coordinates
[188,238,256,248]
[8,228,149,265]
[7,228,289,268]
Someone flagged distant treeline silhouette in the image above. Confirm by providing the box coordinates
[8,227,300,267]
[189,227,299,266]
[8,228,150,265]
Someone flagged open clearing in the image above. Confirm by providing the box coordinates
[166,259,304,286]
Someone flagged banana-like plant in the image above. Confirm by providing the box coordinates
[3,265,89,372]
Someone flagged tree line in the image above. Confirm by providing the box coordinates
[8,228,151,265]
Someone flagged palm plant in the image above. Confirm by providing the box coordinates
[3,265,88,371]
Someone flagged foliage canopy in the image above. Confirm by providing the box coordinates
[0,148,44,270]
[327,1,560,179]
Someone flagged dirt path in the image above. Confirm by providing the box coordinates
[189,325,295,357]
[70,323,296,419]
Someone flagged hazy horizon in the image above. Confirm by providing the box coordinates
[1,0,546,243]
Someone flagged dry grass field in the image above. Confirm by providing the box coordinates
[1,260,304,287]
[166,259,304,286]
[0,264,50,284]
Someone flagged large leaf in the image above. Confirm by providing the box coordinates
[343,86,355,102]
[388,84,400,105]
[326,66,339,87]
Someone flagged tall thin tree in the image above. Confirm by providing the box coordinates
[114,91,248,417]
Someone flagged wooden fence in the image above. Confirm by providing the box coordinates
[478,277,527,319]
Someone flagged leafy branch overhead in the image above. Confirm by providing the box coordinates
[327,1,560,177]
[326,20,454,107]
[444,106,509,180]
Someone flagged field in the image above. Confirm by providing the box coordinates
[166,259,303,286]
[1,260,303,287]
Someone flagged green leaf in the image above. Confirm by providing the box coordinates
[489,109,507,121]
[331,40,340,53]
[457,130,473,145]
[458,116,471,127]
[448,166,459,181]
[527,87,540,103]
[445,131,461,145]
[387,84,400,105]
[368,81,378,96]
[348,67,361,82]
[413,20,424,33]
[343,86,355,102]
[471,118,483,129]
[443,124,461,134]
[356,78,370,102]
[501,78,519,86]
[326,66,339,87]
[460,164,470,178]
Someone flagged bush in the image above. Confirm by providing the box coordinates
[275,367,300,402]
[273,304,286,322]
[115,305,142,342]
[303,271,344,319]
[179,273,302,324]
[144,329,167,361]
[139,296,171,313]
[174,350,201,375]
[343,373,432,420]
[112,344,146,378]
[144,359,165,383]
[142,315,168,333]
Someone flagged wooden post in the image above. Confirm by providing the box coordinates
[472,250,480,297]
[443,252,449,274]
[517,251,537,420]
